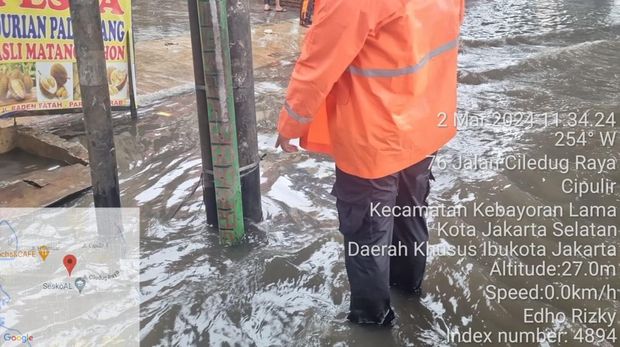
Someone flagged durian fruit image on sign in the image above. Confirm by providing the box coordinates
[39,75,58,99]
[106,62,129,100]
[36,62,73,101]
[0,63,37,105]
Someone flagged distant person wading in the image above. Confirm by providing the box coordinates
[264,0,286,12]
[276,0,465,326]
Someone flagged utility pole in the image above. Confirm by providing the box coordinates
[69,0,121,208]
[227,0,263,224]
[195,0,246,245]
[188,0,219,226]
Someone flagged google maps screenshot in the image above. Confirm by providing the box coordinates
[0,0,618,346]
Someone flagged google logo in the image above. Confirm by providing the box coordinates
[3,333,33,343]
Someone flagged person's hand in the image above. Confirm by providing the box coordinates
[275,134,299,153]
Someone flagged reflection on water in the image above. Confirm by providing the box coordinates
[131,0,190,41]
[65,0,620,345]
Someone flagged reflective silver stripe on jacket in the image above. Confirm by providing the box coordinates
[348,38,459,78]
[285,102,312,124]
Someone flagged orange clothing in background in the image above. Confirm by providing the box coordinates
[278,0,464,179]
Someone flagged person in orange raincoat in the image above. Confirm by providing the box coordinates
[276,0,465,325]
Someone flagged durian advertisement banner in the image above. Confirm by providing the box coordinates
[0,0,133,116]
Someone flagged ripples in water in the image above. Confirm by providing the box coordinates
[58,0,620,345]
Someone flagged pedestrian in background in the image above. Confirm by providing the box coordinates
[264,0,286,12]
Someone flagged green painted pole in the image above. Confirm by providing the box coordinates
[196,0,245,245]
[188,0,219,226]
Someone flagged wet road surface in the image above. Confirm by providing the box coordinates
[55,0,620,345]
[0,149,64,182]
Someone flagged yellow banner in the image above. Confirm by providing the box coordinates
[0,0,133,116]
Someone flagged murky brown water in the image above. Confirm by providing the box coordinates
[0,149,64,181]
[131,0,298,41]
[131,0,189,41]
[56,0,620,346]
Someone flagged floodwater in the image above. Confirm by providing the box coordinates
[131,0,298,41]
[60,0,620,346]
[0,149,64,181]
[131,0,189,41]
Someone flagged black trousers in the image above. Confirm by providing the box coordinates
[332,156,433,324]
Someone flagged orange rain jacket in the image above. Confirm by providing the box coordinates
[278,0,465,179]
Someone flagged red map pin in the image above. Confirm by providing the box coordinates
[63,254,77,277]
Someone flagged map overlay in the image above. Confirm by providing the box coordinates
[0,208,139,346]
